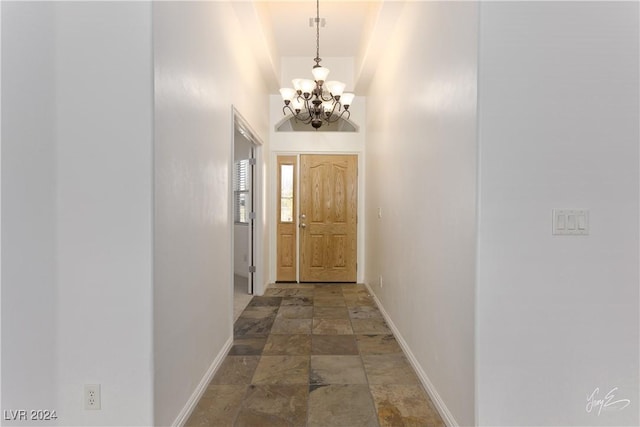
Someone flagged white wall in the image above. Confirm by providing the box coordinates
[233,224,250,278]
[268,91,367,284]
[55,4,154,425]
[1,0,3,411]
[153,2,271,425]
[476,2,639,425]
[364,2,478,425]
[2,3,58,420]
[2,2,155,425]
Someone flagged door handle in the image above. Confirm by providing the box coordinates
[299,223,306,229]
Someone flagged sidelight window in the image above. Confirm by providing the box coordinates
[280,164,294,223]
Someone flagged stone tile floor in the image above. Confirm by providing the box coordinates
[186,283,445,427]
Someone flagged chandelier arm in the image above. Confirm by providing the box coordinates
[296,95,307,111]
[284,104,313,124]
[324,100,340,122]
[295,100,314,124]
[326,108,350,124]
[283,105,303,124]
[290,97,312,124]
[319,92,334,102]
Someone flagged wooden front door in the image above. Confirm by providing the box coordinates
[299,154,357,282]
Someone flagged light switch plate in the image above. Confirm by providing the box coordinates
[553,209,589,235]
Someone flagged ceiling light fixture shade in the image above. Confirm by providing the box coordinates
[292,79,304,92]
[299,79,316,96]
[325,81,346,97]
[279,88,296,102]
[311,66,330,83]
[340,92,355,107]
[279,0,355,130]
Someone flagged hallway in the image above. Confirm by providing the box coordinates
[186,283,444,426]
[3,2,638,426]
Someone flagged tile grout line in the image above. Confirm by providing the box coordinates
[306,290,312,427]
[346,285,383,427]
[235,293,262,427]
[232,293,279,426]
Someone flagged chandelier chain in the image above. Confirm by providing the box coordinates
[315,0,320,64]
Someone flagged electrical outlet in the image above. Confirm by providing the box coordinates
[379,275,383,288]
[84,384,101,410]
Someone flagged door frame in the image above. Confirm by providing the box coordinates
[270,151,364,284]
[231,106,265,301]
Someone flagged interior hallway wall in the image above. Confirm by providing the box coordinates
[2,2,154,425]
[364,2,478,425]
[476,2,639,425]
[2,2,58,421]
[153,2,271,425]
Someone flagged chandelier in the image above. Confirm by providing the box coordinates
[278,0,355,130]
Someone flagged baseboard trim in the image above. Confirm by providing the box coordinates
[364,283,459,427]
[172,336,233,427]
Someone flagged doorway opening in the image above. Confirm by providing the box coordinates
[276,154,358,283]
[232,108,263,321]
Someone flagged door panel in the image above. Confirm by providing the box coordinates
[276,156,297,282]
[279,234,295,267]
[300,154,357,282]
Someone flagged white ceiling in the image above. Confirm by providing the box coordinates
[235,0,402,92]
[264,1,382,58]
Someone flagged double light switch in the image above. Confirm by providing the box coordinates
[553,209,589,235]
